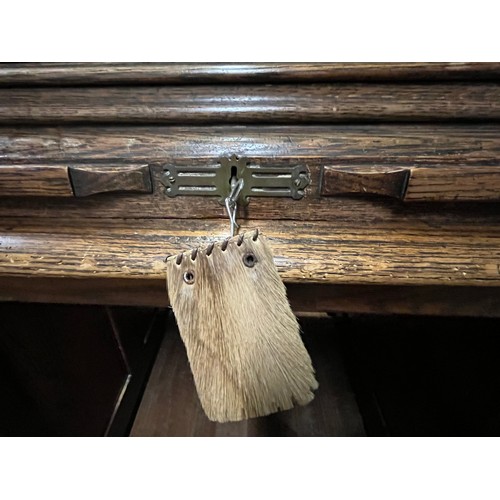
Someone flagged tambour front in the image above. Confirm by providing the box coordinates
[0,63,499,316]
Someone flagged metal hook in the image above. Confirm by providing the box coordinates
[225,178,244,237]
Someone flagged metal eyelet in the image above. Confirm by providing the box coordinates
[183,271,195,284]
[243,252,257,268]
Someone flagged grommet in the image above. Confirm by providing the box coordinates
[183,270,195,284]
[243,252,257,268]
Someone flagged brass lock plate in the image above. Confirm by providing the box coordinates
[160,155,310,205]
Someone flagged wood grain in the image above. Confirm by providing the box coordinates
[0,85,499,124]
[405,166,500,201]
[1,217,499,287]
[2,125,499,163]
[1,63,499,86]
[69,164,152,197]
[0,63,499,319]
[322,165,500,202]
[0,165,73,197]
[1,125,500,221]
[321,166,409,199]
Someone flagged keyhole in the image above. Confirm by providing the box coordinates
[230,165,238,185]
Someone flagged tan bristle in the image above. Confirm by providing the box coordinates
[166,231,318,423]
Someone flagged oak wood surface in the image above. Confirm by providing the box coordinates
[405,166,500,201]
[0,65,499,314]
[0,85,499,124]
[321,165,500,202]
[2,124,499,163]
[0,165,73,197]
[1,125,500,221]
[1,217,499,287]
[1,63,499,86]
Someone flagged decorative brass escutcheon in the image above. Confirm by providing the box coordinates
[160,155,310,206]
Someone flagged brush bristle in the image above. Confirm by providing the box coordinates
[166,231,318,423]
